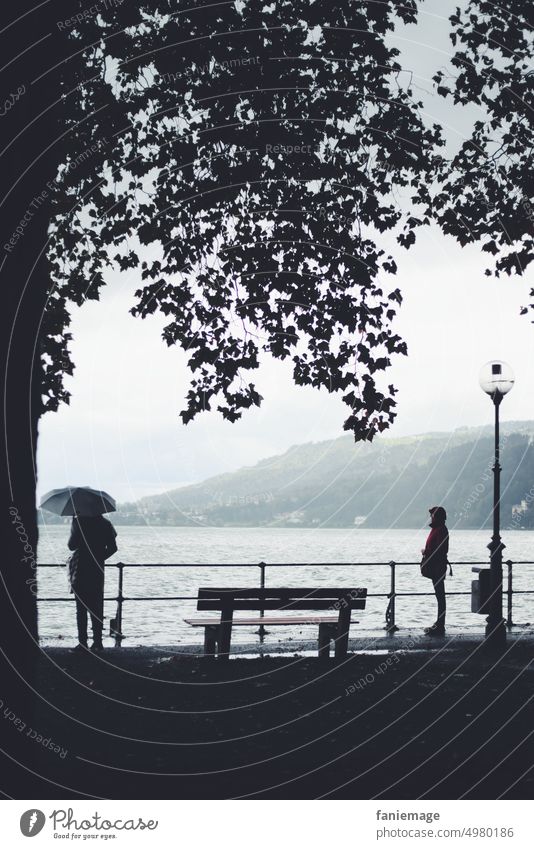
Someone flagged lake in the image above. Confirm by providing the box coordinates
[36,525,534,648]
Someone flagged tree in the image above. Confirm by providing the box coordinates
[0,0,96,796]
[46,0,442,441]
[433,1,533,296]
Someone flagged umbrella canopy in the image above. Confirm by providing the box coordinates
[39,486,116,517]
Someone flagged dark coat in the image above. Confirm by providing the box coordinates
[67,516,117,594]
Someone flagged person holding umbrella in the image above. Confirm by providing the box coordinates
[40,487,118,653]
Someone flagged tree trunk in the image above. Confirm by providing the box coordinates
[0,0,79,795]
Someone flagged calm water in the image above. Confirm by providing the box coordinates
[37,526,534,648]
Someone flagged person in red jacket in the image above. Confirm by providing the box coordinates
[421,506,449,636]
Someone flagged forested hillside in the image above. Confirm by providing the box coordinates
[110,422,534,529]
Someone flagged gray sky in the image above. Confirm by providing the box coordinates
[37,1,534,501]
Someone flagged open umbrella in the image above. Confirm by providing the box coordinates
[39,486,116,517]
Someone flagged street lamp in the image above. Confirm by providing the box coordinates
[479,360,515,648]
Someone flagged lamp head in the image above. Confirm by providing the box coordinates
[479,360,514,399]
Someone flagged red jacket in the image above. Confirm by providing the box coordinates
[423,524,449,574]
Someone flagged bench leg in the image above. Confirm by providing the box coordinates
[218,607,233,660]
[334,609,351,659]
[318,623,333,657]
[204,626,217,657]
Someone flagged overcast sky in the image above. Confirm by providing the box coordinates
[37,1,534,501]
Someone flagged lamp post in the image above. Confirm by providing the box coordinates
[479,360,515,648]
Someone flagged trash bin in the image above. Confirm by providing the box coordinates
[471,567,492,614]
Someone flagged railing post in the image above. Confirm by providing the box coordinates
[506,559,513,629]
[113,563,124,647]
[258,561,266,643]
[386,560,398,634]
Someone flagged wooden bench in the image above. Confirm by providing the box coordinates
[184,587,367,659]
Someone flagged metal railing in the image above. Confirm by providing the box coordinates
[36,559,534,647]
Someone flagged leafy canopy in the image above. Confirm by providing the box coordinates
[433,0,533,287]
[45,0,442,439]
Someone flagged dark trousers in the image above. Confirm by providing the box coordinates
[432,573,446,627]
[74,585,104,646]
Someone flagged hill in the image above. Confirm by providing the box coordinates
[115,421,534,529]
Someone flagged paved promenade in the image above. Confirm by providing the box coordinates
[7,632,530,799]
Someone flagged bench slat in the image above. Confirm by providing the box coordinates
[185,615,358,627]
[198,587,366,599]
[197,599,366,611]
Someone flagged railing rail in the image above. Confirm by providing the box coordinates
[36,559,534,646]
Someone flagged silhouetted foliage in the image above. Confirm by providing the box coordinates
[43,1,532,439]
[46,0,443,439]
[433,1,533,293]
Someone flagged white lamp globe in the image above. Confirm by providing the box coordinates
[479,360,515,397]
